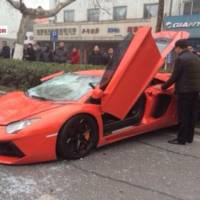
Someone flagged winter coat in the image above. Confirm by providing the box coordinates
[103,53,114,67]
[0,46,10,58]
[162,50,200,93]
[54,47,68,63]
[88,52,104,65]
[41,49,53,62]
[35,49,43,61]
[24,48,36,61]
[70,51,80,64]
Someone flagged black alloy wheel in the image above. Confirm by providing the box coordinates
[57,114,98,160]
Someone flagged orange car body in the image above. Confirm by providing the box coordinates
[0,27,189,164]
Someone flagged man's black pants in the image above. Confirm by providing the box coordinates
[177,92,199,143]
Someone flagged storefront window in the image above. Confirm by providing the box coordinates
[87,9,100,22]
[183,1,192,15]
[143,3,158,19]
[113,6,127,21]
[184,0,200,15]
[64,10,74,22]
[193,0,200,14]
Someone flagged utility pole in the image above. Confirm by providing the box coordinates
[156,0,165,32]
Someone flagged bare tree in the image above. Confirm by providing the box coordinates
[156,0,165,32]
[92,0,111,15]
[5,0,76,59]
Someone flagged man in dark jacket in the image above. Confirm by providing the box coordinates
[54,42,68,63]
[88,45,104,65]
[103,48,114,67]
[162,39,200,145]
[23,43,36,61]
[0,41,10,59]
[41,45,53,62]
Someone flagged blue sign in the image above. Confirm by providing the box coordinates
[107,28,120,33]
[164,14,200,38]
[50,31,58,42]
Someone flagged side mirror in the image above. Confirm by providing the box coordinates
[40,71,65,82]
[91,87,104,99]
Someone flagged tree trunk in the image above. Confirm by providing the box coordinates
[13,15,32,60]
[156,0,165,32]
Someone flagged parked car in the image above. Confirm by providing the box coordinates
[0,27,189,165]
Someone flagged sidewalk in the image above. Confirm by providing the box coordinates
[0,129,200,200]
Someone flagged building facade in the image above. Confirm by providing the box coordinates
[0,0,21,46]
[34,0,200,63]
[163,0,200,51]
[0,0,49,47]
[35,0,162,63]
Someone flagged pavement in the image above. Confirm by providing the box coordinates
[0,128,200,200]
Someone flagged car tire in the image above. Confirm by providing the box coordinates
[57,114,98,160]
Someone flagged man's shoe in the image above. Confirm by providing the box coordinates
[187,140,193,143]
[168,139,186,145]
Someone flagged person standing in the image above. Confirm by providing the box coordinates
[53,42,68,63]
[88,45,103,65]
[34,43,42,61]
[24,43,36,61]
[103,48,114,67]
[0,41,10,59]
[162,39,200,145]
[69,48,80,64]
[41,45,53,62]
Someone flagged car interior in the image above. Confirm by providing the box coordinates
[102,77,172,135]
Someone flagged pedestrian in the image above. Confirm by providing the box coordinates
[34,43,42,61]
[24,43,36,61]
[41,45,53,62]
[161,39,200,145]
[103,47,114,67]
[53,42,68,63]
[88,45,104,65]
[0,41,10,59]
[69,48,80,64]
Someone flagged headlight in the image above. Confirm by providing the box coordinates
[6,119,39,134]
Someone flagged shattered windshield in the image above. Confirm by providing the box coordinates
[27,73,101,101]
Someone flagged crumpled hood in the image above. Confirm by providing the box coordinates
[0,92,64,125]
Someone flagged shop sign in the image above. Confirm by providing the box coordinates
[0,26,7,35]
[164,15,200,30]
[107,27,120,33]
[37,28,77,36]
[165,21,200,29]
[81,28,99,34]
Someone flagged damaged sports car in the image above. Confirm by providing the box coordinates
[0,27,189,164]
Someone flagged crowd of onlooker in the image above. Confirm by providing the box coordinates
[23,42,81,64]
[2,40,199,67]
[0,40,115,66]
[88,45,114,66]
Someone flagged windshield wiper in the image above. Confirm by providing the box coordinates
[25,91,50,101]
[29,95,50,101]
[89,82,95,89]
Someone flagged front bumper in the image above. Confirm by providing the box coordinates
[0,142,25,157]
[0,126,57,165]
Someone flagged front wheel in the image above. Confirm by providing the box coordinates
[57,114,98,160]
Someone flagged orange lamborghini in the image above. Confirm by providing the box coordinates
[0,27,189,164]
